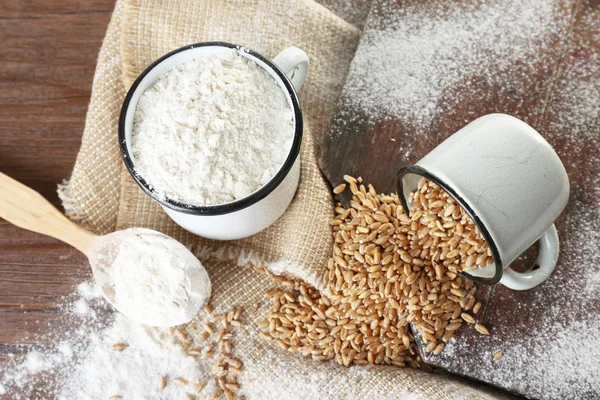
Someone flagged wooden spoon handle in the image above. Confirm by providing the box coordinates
[0,172,95,253]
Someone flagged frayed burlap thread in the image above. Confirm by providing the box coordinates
[59,0,512,398]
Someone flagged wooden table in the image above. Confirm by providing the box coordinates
[321,0,600,399]
[0,0,116,359]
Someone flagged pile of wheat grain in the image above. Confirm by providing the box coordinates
[260,176,490,367]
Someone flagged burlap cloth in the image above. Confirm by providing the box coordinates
[59,0,512,398]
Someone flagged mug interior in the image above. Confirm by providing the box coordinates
[118,42,303,216]
[396,165,504,285]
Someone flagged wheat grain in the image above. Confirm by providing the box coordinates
[203,324,215,335]
[188,348,201,356]
[261,177,490,364]
[174,328,188,342]
[173,377,188,387]
[461,313,475,324]
[333,184,347,194]
[475,323,490,335]
[433,343,445,355]
[111,343,127,352]
[196,381,207,393]
[158,376,167,391]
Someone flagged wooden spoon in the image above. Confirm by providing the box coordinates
[0,171,210,327]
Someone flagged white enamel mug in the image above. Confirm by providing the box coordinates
[119,42,308,240]
[397,114,569,290]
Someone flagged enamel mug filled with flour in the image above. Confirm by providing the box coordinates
[397,114,569,290]
[119,42,308,240]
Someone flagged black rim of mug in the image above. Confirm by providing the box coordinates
[396,165,504,285]
[118,41,303,216]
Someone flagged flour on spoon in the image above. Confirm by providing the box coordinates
[93,228,211,327]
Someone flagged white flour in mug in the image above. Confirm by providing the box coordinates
[132,48,295,206]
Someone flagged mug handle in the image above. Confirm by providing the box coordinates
[499,224,559,290]
[272,47,309,92]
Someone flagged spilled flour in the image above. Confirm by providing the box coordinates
[340,0,569,131]
[0,282,207,399]
[57,314,202,399]
[0,283,109,399]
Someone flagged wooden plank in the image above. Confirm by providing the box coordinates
[320,0,600,398]
[0,0,115,365]
[0,2,115,206]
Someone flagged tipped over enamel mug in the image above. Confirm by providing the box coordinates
[397,114,570,290]
[119,42,308,240]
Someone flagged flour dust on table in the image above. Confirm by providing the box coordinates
[335,0,569,135]
[132,48,295,206]
[0,281,228,399]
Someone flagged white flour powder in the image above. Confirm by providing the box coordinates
[0,282,208,399]
[132,48,295,206]
[336,0,566,134]
[57,314,203,399]
[93,229,211,327]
